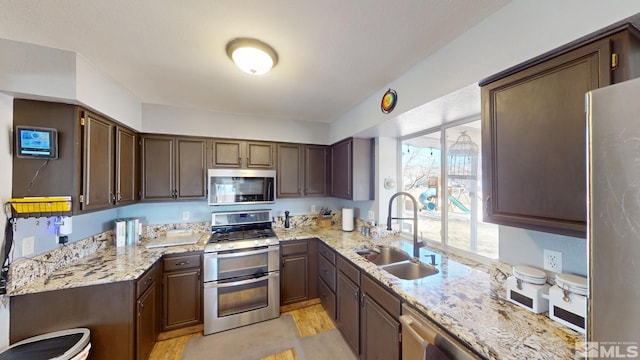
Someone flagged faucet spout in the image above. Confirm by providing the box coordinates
[386,192,424,258]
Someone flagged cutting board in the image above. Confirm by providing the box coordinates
[145,233,204,249]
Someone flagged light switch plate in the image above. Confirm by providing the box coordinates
[22,236,35,256]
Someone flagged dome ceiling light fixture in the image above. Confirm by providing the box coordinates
[226,38,278,75]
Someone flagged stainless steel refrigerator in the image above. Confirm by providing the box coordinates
[587,76,640,346]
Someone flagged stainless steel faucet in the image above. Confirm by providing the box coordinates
[386,192,424,258]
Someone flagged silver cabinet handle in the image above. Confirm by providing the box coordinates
[207,246,278,259]
[204,272,278,289]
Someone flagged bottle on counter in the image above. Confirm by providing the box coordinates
[284,211,290,230]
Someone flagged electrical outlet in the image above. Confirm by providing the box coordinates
[367,210,375,220]
[543,249,562,273]
[311,204,317,213]
[182,211,189,221]
[22,236,35,256]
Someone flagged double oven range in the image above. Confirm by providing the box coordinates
[203,210,280,335]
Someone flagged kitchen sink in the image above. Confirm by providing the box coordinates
[355,246,411,265]
[379,260,439,280]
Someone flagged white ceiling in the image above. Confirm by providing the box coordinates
[0,0,510,123]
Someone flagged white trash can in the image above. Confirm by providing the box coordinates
[0,328,90,360]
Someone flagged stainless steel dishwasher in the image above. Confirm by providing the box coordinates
[400,304,480,360]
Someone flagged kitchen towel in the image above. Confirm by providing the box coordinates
[342,208,354,231]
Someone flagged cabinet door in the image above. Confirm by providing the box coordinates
[281,254,308,305]
[163,269,202,331]
[137,283,156,360]
[246,141,275,168]
[176,137,207,199]
[481,39,610,238]
[361,295,400,360]
[141,135,174,200]
[211,140,243,168]
[115,126,138,205]
[82,111,115,211]
[305,145,327,197]
[331,139,352,199]
[277,143,303,198]
[337,271,360,355]
[319,277,336,320]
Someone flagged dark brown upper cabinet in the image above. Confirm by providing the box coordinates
[480,25,640,238]
[115,126,139,205]
[330,137,373,201]
[81,110,115,211]
[141,135,207,201]
[209,139,275,169]
[276,143,327,198]
[12,100,139,215]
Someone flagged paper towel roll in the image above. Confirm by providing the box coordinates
[59,216,73,235]
[342,208,354,232]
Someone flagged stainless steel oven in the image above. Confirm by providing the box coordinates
[203,210,280,335]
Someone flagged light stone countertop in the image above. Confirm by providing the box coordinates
[275,226,584,360]
[8,225,583,359]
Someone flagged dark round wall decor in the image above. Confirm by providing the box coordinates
[381,88,397,113]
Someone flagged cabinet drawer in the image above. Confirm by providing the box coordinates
[163,254,201,272]
[281,241,308,256]
[362,275,400,319]
[318,242,336,264]
[136,264,158,298]
[337,256,360,286]
[319,277,336,320]
[318,255,336,291]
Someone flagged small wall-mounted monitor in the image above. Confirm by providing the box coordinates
[16,126,58,159]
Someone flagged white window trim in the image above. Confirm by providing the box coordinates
[397,115,495,262]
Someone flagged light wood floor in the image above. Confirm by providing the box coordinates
[148,303,335,360]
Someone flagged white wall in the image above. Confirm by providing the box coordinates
[330,1,640,142]
[0,93,13,349]
[76,55,142,130]
[0,39,76,100]
[141,103,330,144]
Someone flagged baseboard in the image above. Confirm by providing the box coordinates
[280,298,321,313]
[157,324,204,341]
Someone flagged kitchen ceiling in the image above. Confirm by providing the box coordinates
[0,0,510,123]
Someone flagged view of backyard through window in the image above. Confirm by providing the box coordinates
[399,119,499,259]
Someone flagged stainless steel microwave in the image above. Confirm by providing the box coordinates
[207,169,276,205]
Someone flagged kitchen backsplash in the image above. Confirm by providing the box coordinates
[9,216,531,299]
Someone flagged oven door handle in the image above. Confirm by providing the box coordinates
[208,246,278,259]
[205,272,278,289]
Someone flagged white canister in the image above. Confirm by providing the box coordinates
[342,208,354,231]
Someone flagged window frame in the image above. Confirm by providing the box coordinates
[396,116,496,263]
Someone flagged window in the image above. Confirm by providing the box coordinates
[399,119,498,259]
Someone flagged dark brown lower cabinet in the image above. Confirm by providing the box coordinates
[336,257,361,355]
[10,261,162,360]
[360,276,401,360]
[318,242,337,320]
[162,253,202,331]
[280,239,318,305]
[137,283,157,360]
